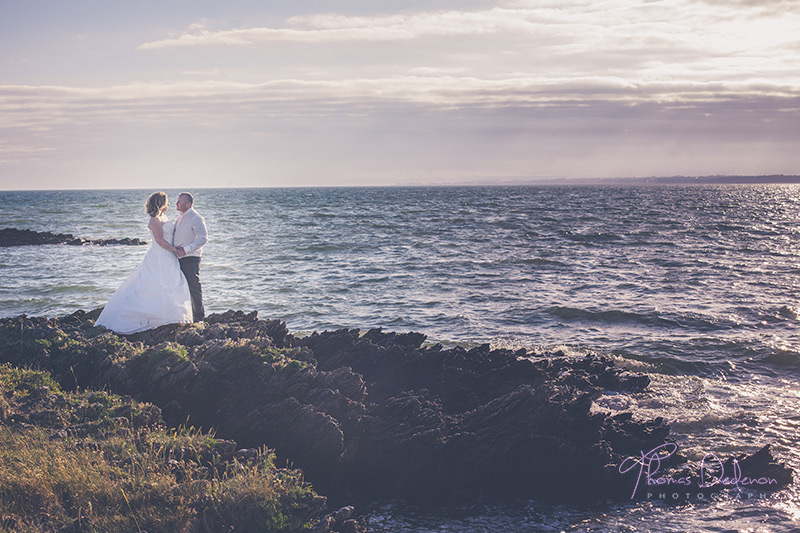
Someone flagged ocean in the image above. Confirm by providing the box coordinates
[1,185,799,531]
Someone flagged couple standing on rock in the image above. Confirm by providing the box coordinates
[96,192,207,334]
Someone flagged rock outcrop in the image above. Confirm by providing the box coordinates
[0,227,147,247]
[0,309,791,504]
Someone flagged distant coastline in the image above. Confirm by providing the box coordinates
[455,174,800,187]
[565,174,800,186]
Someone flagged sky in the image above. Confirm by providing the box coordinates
[1,0,799,189]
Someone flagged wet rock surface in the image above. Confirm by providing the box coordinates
[0,227,147,247]
[0,309,791,504]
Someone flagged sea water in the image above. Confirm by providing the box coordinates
[1,185,800,531]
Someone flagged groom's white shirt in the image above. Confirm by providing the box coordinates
[173,207,207,257]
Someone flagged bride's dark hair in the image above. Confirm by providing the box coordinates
[145,192,168,217]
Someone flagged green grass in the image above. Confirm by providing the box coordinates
[197,339,311,377]
[0,364,325,532]
[0,366,61,398]
[154,343,189,362]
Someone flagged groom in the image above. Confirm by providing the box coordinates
[174,192,208,322]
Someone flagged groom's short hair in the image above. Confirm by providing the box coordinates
[178,192,194,206]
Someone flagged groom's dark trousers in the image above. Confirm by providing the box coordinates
[179,256,204,322]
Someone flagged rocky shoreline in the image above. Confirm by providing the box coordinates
[0,310,792,508]
[0,227,147,247]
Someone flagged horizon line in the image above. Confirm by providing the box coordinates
[2,174,800,193]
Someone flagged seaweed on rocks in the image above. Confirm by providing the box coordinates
[0,310,792,506]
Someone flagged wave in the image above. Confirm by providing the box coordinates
[545,306,739,332]
[509,257,568,267]
[668,411,755,433]
[775,305,800,320]
[294,244,347,253]
[759,349,800,374]
[559,230,624,244]
[548,306,651,323]
[713,223,747,232]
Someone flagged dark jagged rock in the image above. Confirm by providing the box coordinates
[0,227,147,247]
[0,310,792,505]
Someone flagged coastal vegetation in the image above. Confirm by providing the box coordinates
[0,363,336,532]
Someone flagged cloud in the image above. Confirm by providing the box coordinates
[2,76,798,184]
[137,8,543,49]
[2,76,798,171]
[133,1,800,99]
[0,142,54,164]
[135,0,800,58]
[3,75,798,129]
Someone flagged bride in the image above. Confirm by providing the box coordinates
[96,192,193,334]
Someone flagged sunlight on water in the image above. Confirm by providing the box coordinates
[775,499,800,522]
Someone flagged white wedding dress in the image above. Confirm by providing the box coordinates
[96,220,192,334]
